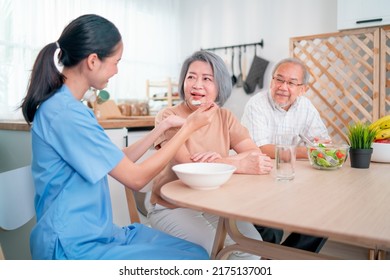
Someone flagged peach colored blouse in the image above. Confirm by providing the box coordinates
[151,102,251,208]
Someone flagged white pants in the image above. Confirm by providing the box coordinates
[148,204,262,260]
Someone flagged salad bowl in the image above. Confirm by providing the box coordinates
[307,143,350,170]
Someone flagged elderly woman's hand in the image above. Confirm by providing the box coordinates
[190,151,222,162]
[236,151,273,175]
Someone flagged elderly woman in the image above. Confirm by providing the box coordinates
[148,51,273,259]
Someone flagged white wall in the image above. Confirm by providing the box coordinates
[178,0,338,118]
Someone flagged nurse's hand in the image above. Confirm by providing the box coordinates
[162,115,185,129]
[185,102,217,132]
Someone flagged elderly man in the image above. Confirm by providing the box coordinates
[241,57,329,253]
[241,57,330,159]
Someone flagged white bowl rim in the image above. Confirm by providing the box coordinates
[371,142,390,163]
[172,162,236,175]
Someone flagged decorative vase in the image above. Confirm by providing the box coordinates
[349,148,373,168]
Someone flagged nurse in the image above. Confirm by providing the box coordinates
[20,14,216,260]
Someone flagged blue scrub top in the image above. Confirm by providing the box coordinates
[29,85,208,260]
[30,85,124,259]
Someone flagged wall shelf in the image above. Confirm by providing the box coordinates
[146,77,179,107]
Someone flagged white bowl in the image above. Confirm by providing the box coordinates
[371,142,390,163]
[172,163,236,190]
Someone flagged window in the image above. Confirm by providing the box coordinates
[0,0,181,119]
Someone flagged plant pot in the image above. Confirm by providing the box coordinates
[349,148,373,168]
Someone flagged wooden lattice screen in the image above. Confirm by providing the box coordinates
[290,26,389,143]
[381,26,390,116]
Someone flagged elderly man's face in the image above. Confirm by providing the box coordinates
[270,62,307,110]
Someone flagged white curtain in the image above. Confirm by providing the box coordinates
[0,0,181,119]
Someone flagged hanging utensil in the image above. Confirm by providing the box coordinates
[242,46,247,82]
[236,47,243,87]
[223,48,229,68]
[231,48,237,86]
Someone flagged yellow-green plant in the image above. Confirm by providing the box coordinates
[347,122,377,149]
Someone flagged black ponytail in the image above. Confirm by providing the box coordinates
[21,14,121,124]
[21,43,65,124]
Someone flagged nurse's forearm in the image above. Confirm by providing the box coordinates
[137,125,194,177]
[111,124,195,191]
[122,121,169,162]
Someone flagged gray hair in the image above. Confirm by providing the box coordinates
[178,50,232,106]
[272,58,310,85]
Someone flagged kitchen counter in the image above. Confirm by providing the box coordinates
[99,116,155,129]
[0,116,155,131]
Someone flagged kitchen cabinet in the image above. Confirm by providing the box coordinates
[106,127,154,225]
[290,25,390,143]
[337,0,390,30]
[127,128,156,218]
[146,77,179,108]
[105,128,130,226]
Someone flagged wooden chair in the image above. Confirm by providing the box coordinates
[0,244,5,260]
[123,148,156,224]
[124,181,153,224]
[124,188,141,223]
[0,244,4,260]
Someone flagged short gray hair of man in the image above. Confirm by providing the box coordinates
[271,57,310,85]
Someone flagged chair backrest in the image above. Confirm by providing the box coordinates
[0,244,4,260]
[0,244,5,260]
[0,165,35,230]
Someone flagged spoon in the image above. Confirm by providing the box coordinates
[299,134,339,166]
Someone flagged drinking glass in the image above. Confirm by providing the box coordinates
[275,134,298,181]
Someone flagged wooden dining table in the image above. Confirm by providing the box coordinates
[160,160,390,260]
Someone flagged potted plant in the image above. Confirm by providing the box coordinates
[346,122,377,168]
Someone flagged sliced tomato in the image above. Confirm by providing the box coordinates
[335,151,345,159]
